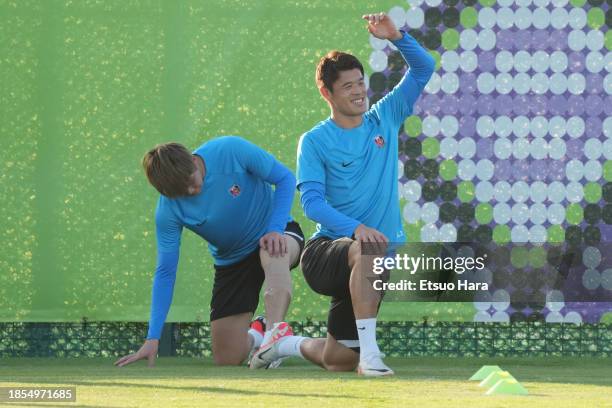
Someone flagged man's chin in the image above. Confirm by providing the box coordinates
[355,102,368,114]
[348,106,367,116]
[335,106,367,119]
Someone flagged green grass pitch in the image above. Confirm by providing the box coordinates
[1,357,611,407]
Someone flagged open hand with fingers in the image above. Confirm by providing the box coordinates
[354,224,388,244]
[353,224,389,256]
[114,339,159,368]
[362,12,402,41]
[259,231,288,258]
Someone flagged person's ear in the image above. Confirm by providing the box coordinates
[319,86,332,103]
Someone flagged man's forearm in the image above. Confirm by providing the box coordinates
[300,182,360,237]
[146,250,179,340]
[265,161,296,233]
[392,31,435,82]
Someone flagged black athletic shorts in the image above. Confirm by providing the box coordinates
[210,221,304,322]
[301,236,361,350]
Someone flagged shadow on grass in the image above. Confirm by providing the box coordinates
[7,379,372,400]
[3,357,612,387]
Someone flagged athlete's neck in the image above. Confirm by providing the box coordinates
[195,155,206,181]
[330,111,363,129]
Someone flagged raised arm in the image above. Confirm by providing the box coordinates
[364,12,435,127]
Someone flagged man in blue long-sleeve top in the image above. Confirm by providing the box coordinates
[114,136,306,367]
[283,12,435,376]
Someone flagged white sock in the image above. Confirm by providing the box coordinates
[262,329,273,346]
[248,329,263,349]
[356,318,380,361]
[277,336,306,359]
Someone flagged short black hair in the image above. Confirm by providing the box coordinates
[315,51,364,92]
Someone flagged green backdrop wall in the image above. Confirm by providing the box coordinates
[2,0,458,323]
[7,0,610,325]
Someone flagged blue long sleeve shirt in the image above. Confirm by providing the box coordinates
[297,31,434,240]
[147,136,295,339]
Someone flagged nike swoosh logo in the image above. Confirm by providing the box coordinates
[342,161,353,167]
[357,327,365,330]
[368,368,391,372]
[257,348,272,361]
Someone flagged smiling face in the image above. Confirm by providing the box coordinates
[325,68,368,117]
[315,51,366,124]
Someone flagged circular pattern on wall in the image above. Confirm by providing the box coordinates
[375,0,610,323]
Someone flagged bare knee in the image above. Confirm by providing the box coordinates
[260,248,293,300]
[348,240,361,269]
[259,248,292,270]
[259,250,274,270]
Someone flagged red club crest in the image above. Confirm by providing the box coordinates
[374,135,385,148]
[229,184,241,197]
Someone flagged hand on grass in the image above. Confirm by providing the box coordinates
[114,339,158,368]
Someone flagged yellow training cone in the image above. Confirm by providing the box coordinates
[469,365,502,381]
[479,370,514,388]
[486,379,529,396]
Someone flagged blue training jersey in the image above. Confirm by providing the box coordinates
[155,136,281,265]
[146,136,295,340]
[296,31,434,242]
